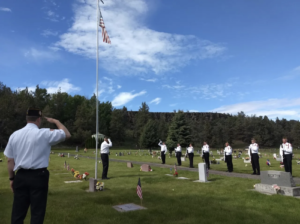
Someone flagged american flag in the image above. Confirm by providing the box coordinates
[99,10,111,44]
[137,178,143,199]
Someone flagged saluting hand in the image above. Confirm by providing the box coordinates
[44,117,57,124]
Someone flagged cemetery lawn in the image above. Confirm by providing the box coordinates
[1,153,300,224]
[54,148,300,177]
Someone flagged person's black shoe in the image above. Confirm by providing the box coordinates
[102,177,110,180]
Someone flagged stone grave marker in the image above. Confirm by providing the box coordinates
[113,203,146,212]
[127,162,133,168]
[254,170,300,197]
[261,170,295,187]
[141,164,150,172]
[89,178,97,192]
[75,146,78,152]
[193,163,209,183]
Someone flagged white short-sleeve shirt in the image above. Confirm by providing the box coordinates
[4,123,66,171]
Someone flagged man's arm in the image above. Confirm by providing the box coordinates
[108,139,112,147]
[45,117,71,139]
[7,158,15,192]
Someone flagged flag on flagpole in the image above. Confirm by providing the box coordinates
[137,178,143,199]
[99,9,111,44]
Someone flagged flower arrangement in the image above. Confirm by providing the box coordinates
[266,159,271,166]
[96,182,104,191]
[71,168,75,175]
[173,171,178,177]
[60,153,65,157]
[211,159,217,164]
[245,157,250,160]
[74,155,79,160]
[74,171,80,179]
[272,184,281,194]
[82,172,89,180]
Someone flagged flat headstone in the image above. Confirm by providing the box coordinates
[177,177,189,180]
[113,203,146,212]
[165,174,173,176]
[127,162,133,168]
[261,171,296,187]
[141,164,150,172]
[64,180,83,183]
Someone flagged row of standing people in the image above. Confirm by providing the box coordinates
[159,137,293,176]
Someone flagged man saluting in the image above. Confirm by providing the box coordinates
[4,108,71,224]
[158,140,167,164]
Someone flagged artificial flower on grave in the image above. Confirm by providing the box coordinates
[60,153,65,157]
[71,168,75,175]
[96,182,104,191]
[173,171,178,177]
[266,159,271,166]
[83,172,89,180]
[272,184,281,194]
[211,159,217,164]
[245,157,250,161]
[74,171,80,178]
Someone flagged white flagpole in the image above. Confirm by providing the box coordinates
[95,0,100,180]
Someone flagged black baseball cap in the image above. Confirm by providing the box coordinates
[26,107,42,117]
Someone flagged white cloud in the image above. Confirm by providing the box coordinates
[16,79,80,94]
[112,90,146,106]
[46,10,59,22]
[24,48,59,61]
[41,79,81,93]
[41,29,58,37]
[117,85,122,89]
[163,81,233,99]
[55,0,226,74]
[277,66,300,80]
[140,78,157,82]
[149,97,161,105]
[212,98,300,119]
[188,110,199,112]
[0,7,11,12]
[169,103,178,107]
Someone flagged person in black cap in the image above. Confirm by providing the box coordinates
[4,107,71,224]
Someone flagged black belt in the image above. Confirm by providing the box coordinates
[19,167,47,171]
[203,152,209,154]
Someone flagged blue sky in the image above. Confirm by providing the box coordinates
[1,0,300,120]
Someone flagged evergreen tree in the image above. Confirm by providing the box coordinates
[139,120,158,150]
[166,111,192,151]
[135,102,150,145]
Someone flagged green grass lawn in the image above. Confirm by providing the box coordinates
[53,148,300,177]
[1,152,300,224]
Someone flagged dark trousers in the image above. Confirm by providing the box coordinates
[101,154,109,178]
[161,152,166,164]
[176,152,182,165]
[225,155,233,172]
[283,154,292,175]
[188,153,194,168]
[12,168,49,224]
[251,153,260,174]
[203,153,210,169]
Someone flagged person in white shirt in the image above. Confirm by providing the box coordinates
[187,143,194,168]
[101,137,112,179]
[280,137,293,175]
[174,143,182,166]
[248,138,260,175]
[224,142,233,172]
[4,108,70,224]
[158,140,167,164]
[202,142,210,169]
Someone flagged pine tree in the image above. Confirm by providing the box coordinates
[166,111,192,151]
[135,102,150,145]
[139,120,158,150]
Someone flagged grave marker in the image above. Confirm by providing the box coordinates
[127,162,133,168]
[193,163,209,183]
[141,164,150,172]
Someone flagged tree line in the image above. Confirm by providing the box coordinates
[0,82,299,150]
